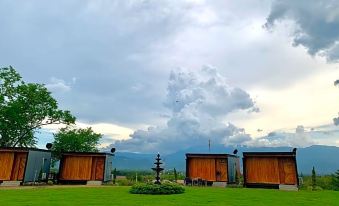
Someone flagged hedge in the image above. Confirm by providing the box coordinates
[130,183,185,195]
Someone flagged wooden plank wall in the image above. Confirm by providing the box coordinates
[188,158,228,181]
[91,157,105,180]
[60,156,105,181]
[215,159,228,182]
[188,158,216,181]
[0,152,15,180]
[279,158,297,184]
[245,157,297,185]
[0,152,28,181]
[11,153,27,181]
[60,156,92,180]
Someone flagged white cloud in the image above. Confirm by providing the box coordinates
[45,77,72,93]
[249,126,315,148]
[42,121,134,147]
[112,66,256,153]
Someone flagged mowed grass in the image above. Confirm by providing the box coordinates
[0,186,338,206]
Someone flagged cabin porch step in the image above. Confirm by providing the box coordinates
[279,184,298,191]
[86,181,102,186]
[0,181,21,187]
[212,182,227,187]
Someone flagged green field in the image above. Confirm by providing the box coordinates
[0,186,338,206]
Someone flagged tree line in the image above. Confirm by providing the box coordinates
[0,66,101,160]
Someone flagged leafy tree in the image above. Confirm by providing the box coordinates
[52,126,102,160]
[0,66,75,147]
[312,166,317,191]
[113,168,117,184]
[173,168,177,183]
[332,170,339,191]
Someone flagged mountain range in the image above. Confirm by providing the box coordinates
[112,145,339,175]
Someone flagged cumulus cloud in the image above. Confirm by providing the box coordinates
[45,77,73,93]
[249,125,315,147]
[265,0,339,61]
[112,66,257,153]
[334,115,339,126]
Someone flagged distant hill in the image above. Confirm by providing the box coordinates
[113,145,339,175]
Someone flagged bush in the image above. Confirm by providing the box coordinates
[300,175,336,190]
[130,183,185,195]
[115,179,134,186]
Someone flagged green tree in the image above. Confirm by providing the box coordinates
[0,66,75,147]
[312,166,317,191]
[332,169,339,191]
[173,168,177,183]
[113,168,117,184]
[52,126,102,160]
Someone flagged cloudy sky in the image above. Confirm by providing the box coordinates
[1,0,339,153]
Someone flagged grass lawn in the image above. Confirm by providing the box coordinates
[0,186,338,206]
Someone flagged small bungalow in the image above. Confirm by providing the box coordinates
[0,147,51,186]
[185,153,240,186]
[243,149,299,189]
[58,151,114,184]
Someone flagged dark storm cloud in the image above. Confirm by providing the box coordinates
[266,0,339,61]
[0,0,199,125]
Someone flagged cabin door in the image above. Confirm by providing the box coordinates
[215,159,227,182]
[91,157,104,180]
[0,152,15,180]
[279,158,297,185]
[11,153,27,181]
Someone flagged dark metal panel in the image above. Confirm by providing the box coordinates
[23,150,51,183]
[227,156,236,183]
[243,157,247,187]
[104,155,113,182]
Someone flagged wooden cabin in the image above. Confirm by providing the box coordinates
[186,153,240,184]
[0,147,51,185]
[243,150,299,189]
[58,152,114,184]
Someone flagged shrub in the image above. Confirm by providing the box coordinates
[332,170,339,191]
[312,167,317,191]
[300,175,336,191]
[130,183,185,195]
[115,179,134,186]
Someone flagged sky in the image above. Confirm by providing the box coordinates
[1,0,339,153]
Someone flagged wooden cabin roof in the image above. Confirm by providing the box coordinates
[61,151,114,157]
[186,153,238,159]
[243,151,296,157]
[0,147,50,153]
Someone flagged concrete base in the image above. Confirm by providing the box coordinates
[86,181,102,186]
[0,181,21,187]
[279,184,298,191]
[212,182,227,187]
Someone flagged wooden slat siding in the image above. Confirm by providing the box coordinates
[94,157,105,180]
[215,158,228,182]
[279,158,297,185]
[91,157,98,180]
[0,152,15,180]
[60,156,92,180]
[90,157,105,181]
[245,157,280,184]
[10,152,27,181]
[188,158,216,181]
